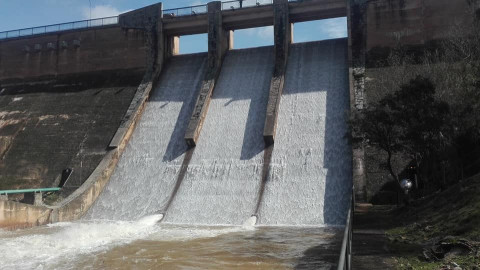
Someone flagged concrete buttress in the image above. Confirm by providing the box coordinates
[109,3,165,148]
[263,0,291,146]
[185,1,230,147]
[347,0,367,202]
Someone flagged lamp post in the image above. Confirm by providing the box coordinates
[400,178,413,206]
[400,179,413,195]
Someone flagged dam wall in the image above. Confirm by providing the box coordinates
[1,0,474,227]
[86,40,351,226]
[355,0,478,66]
[0,26,147,83]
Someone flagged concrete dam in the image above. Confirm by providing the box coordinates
[0,0,361,268]
[86,40,351,226]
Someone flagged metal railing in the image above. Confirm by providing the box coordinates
[0,16,118,40]
[221,0,273,10]
[337,188,354,270]
[0,187,61,195]
[162,0,281,18]
[163,4,208,17]
[1,0,303,38]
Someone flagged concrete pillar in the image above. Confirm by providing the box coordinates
[290,23,294,43]
[166,36,179,57]
[34,192,43,206]
[347,0,367,202]
[185,1,229,147]
[0,194,7,201]
[110,3,165,148]
[263,0,291,146]
[228,30,234,50]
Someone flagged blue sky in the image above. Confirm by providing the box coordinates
[0,0,347,53]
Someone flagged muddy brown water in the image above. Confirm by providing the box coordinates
[0,220,342,270]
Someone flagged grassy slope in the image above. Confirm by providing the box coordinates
[386,174,480,269]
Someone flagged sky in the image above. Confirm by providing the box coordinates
[0,0,347,54]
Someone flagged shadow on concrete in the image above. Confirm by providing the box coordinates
[162,147,195,215]
[316,39,352,225]
[153,53,207,162]
[274,39,351,225]
[0,81,138,193]
[0,69,144,95]
[254,144,274,215]
[208,46,273,161]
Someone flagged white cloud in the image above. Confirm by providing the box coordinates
[81,5,124,19]
[243,26,274,41]
[318,17,347,39]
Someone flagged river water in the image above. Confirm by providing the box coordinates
[0,216,342,269]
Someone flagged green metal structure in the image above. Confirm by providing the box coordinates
[0,188,61,195]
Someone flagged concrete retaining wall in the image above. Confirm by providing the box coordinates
[0,26,147,82]
[364,0,476,66]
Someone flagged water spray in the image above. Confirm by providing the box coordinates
[242,215,258,228]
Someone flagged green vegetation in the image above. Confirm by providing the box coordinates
[353,3,480,198]
[384,174,480,269]
[354,9,480,268]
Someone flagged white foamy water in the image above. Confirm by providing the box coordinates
[163,47,274,225]
[0,216,248,270]
[0,215,162,269]
[258,40,352,226]
[242,216,258,229]
[86,40,350,226]
[85,53,207,220]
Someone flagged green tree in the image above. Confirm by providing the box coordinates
[353,76,450,186]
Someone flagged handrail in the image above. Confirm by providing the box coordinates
[162,0,282,18]
[0,187,61,195]
[1,0,303,36]
[163,4,208,17]
[0,16,118,40]
[337,188,354,270]
[221,0,273,10]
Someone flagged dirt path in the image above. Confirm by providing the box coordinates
[352,204,397,269]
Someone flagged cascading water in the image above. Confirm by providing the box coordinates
[258,39,352,225]
[163,46,274,225]
[86,40,351,226]
[0,39,351,269]
[85,53,208,221]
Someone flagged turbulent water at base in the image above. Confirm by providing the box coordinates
[86,39,351,226]
[0,222,342,270]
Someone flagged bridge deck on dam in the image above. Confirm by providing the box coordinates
[163,0,347,36]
